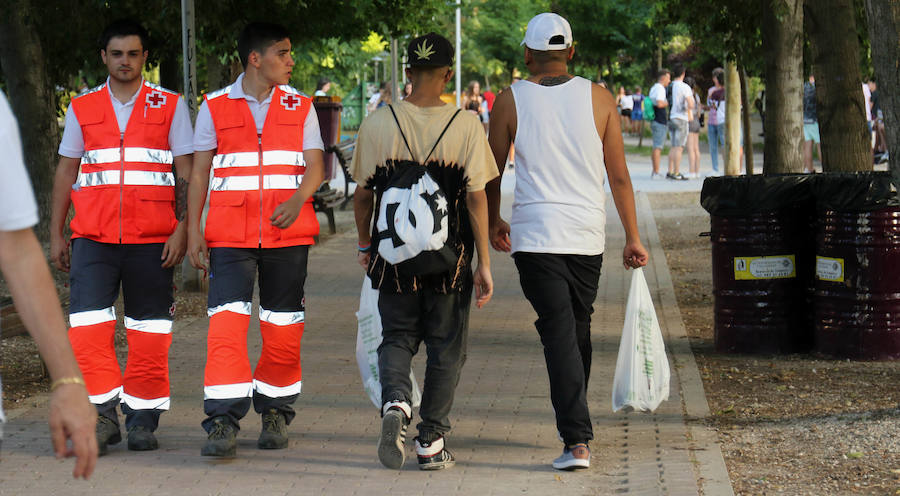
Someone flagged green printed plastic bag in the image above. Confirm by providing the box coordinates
[612,268,670,412]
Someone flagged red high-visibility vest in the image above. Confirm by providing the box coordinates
[204,84,319,248]
[69,81,179,244]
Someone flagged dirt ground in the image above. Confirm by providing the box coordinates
[649,191,900,496]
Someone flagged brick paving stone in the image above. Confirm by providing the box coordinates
[0,187,732,495]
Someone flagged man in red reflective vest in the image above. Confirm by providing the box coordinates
[187,22,325,458]
[49,19,194,455]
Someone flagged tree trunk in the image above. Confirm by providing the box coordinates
[0,0,60,239]
[865,0,900,187]
[725,61,742,175]
[160,55,181,93]
[739,65,754,174]
[207,53,226,91]
[762,0,804,174]
[806,0,872,172]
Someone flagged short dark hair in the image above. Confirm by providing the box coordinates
[672,64,685,78]
[316,78,330,91]
[529,48,569,65]
[712,67,725,85]
[657,69,670,80]
[238,22,290,68]
[100,19,149,51]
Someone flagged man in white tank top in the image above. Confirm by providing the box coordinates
[485,13,649,472]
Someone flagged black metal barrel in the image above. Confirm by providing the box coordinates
[813,173,900,360]
[702,175,816,354]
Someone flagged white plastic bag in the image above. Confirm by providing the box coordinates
[355,276,422,408]
[612,268,670,412]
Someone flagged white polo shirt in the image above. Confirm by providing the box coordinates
[193,73,324,152]
[58,78,194,159]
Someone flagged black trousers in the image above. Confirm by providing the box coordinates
[513,252,603,446]
[202,245,308,432]
[377,287,472,443]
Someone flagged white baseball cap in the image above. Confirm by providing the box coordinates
[521,13,573,51]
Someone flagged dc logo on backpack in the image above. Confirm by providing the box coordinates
[376,168,449,265]
[373,105,461,276]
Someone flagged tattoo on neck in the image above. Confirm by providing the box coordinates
[175,177,188,222]
[539,75,572,86]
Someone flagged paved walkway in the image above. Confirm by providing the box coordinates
[0,176,733,495]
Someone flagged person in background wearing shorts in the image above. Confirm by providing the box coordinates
[630,86,643,136]
[802,75,821,173]
[648,69,670,179]
[666,64,692,180]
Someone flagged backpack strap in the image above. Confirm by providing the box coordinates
[423,109,462,163]
[388,104,462,164]
[388,104,417,162]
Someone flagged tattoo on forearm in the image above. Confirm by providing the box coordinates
[175,177,188,222]
[539,75,573,86]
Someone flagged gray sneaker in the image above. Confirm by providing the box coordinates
[96,416,122,456]
[552,443,590,470]
[201,416,237,457]
[258,409,288,449]
[378,407,409,469]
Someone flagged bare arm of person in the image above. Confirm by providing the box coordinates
[270,149,325,229]
[353,187,375,269]
[187,150,214,270]
[49,156,81,272]
[467,189,493,308]
[160,153,193,268]
[486,88,516,252]
[0,227,97,479]
[592,83,649,269]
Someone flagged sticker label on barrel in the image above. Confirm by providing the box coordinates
[815,256,844,282]
[733,255,796,280]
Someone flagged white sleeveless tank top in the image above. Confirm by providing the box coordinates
[509,76,607,255]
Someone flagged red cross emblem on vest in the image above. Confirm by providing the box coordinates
[146,90,167,108]
[281,93,301,111]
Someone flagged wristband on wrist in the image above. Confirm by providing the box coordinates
[358,243,372,252]
[50,376,86,391]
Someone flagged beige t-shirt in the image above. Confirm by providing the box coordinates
[350,100,498,294]
[350,100,497,191]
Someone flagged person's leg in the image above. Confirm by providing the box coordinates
[254,246,308,420]
[513,253,592,446]
[651,121,666,175]
[708,124,720,171]
[376,290,423,468]
[203,247,257,432]
[688,133,700,175]
[253,245,309,448]
[565,255,603,390]
[68,238,124,453]
[120,242,174,448]
[803,139,813,172]
[415,287,472,443]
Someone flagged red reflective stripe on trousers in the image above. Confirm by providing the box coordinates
[68,321,121,397]
[123,328,172,401]
[254,321,303,387]
[205,311,252,387]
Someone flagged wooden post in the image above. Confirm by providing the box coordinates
[725,61,742,175]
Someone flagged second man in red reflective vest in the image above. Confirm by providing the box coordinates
[49,19,194,455]
[188,22,325,457]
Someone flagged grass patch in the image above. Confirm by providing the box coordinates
[626,144,668,156]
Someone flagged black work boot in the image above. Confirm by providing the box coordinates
[257,409,288,449]
[127,425,159,451]
[201,416,237,457]
[95,416,122,456]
